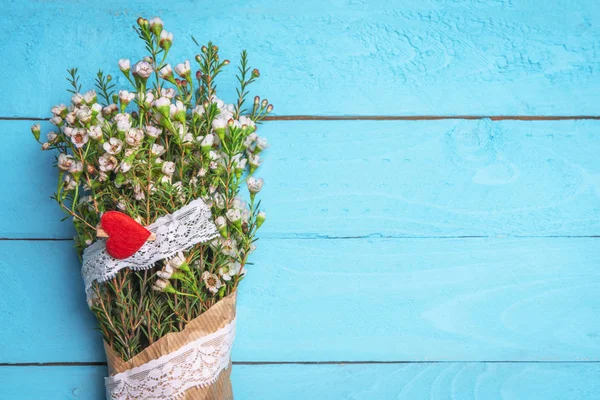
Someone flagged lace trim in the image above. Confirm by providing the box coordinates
[82,198,218,302]
[105,318,236,400]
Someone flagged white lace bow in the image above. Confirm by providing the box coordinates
[82,198,219,302]
[105,318,236,399]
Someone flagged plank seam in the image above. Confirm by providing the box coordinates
[4,115,600,122]
[3,361,600,367]
[2,235,599,241]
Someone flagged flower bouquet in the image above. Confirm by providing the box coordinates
[31,16,271,400]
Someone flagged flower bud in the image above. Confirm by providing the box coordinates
[137,17,148,28]
[254,96,260,105]
[201,45,208,53]
[215,216,228,237]
[118,59,131,75]
[256,211,266,228]
[261,99,268,108]
[153,97,171,118]
[252,68,260,78]
[159,30,173,51]
[30,124,41,141]
[266,104,273,113]
[149,17,164,36]
[174,60,191,81]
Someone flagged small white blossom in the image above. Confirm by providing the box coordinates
[120,160,132,173]
[157,264,174,280]
[103,137,123,155]
[98,154,118,172]
[169,252,186,269]
[226,208,242,225]
[58,154,74,171]
[161,88,176,99]
[49,115,63,126]
[159,64,173,79]
[151,143,166,156]
[69,160,83,174]
[132,61,153,79]
[162,161,176,176]
[88,125,102,140]
[118,59,131,73]
[115,113,132,132]
[247,176,264,194]
[118,90,135,105]
[202,271,222,294]
[174,60,191,78]
[51,104,66,116]
[76,107,92,124]
[63,174,77,190]
[71,128,89,148]
[47,131,58,143]
[83,90,97,105]
[152,278,170,292]
[125,128,144,147]
[159,30,173,50]
[146,125,162,138]
[71,93,84,106]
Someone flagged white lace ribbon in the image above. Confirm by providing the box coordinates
[105,318,236,400]
[82,198,219,302]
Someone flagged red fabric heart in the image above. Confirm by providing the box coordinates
[101,211,151,259]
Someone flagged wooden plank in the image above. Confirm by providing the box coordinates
[2,363,599,399]
[8,119,600,238]
[2,238,599,363]
[2,1,600,117]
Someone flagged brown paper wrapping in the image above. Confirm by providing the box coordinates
[104,292,237,400]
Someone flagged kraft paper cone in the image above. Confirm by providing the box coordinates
[104,292,237,400]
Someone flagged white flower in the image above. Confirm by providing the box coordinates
[103,104,118,116]
[159,64,173,79]
[120,160,132,173]
[151,143,165,156]
[174,60,191,78]
[159,30,173,50]
[125,128,144,147]
[114,113,132,132]
[99,154,118,171]
[152,278,170,292]
[170,100,186,122]
[248,153,262,171]
[201,134,214,150]
[149,17,164,34]
[202,271,222,294]
[71,93,84,105]
[118,59,131,73]
[209,150,220,161]
[91,103,103,115]
[49,115,63,126]
[256,137,269,152]
[146,125,162,138]
[83,90,97,105]
[162,161,176,176]
[133,184,146,200]
[139,92,154,107]
[214,193,225,209]
[76,107,92,124]
[161,88,176,99]
[197,168,207,178]
[215,216,227,229]
[88,125,102,140]
[65,112,76,125]
[247,176,264,194]
[219,266,232,281]
[103,137,123,154]
[63,174,77,191]
[153,96,171,117]
[118,90,135,105]
[157,264,174,280]
[243,132,257,148]
[219,238,238,257]
[239,115,256,130]
[117,200,127,211]
[51,104,66,116]
[226,208,242,225]
[47,131,58,143]
[256,211,266,228]
[71,128,89,148]
[212,118,228,132]
[132,61,153,79]
[160,175,172,185]
[69,160,83,174]
[169,252,185,269]
[58,153,74,171]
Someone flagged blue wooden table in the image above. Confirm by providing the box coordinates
[1,1,600,398]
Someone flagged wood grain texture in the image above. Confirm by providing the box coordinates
[2,363,599,399]
[2,0,600,117]
[3,238,599,363]
[8,119,600,238]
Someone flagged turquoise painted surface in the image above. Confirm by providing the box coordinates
[1,0,600,398]
[4,119,600,238]
[2,0,600,116]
